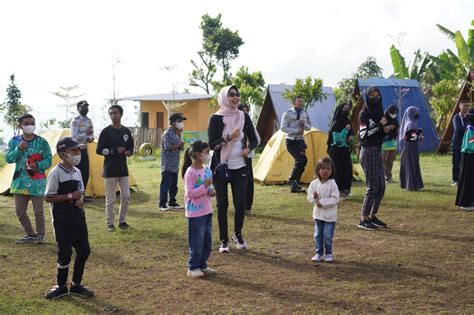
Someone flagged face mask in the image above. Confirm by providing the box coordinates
[389,113,397,119]
[294,107,302,113]
[413,114,420,119]
[175,122,184,130]
[22,125,36,134]
[367,97,381,107]
[79,109,89,116]
[63,152,81,166]
[201,153,211,164]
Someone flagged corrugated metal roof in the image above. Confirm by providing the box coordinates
[118,92,213,102]
[267,84,337,133]
[358,78,439,152]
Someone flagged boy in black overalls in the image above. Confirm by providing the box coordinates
[44,137,94,299]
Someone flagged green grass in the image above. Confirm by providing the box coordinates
[0,154,473,313]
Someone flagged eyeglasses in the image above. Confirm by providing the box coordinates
[229,92,240,98]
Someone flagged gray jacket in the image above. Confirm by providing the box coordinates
[280,108,311,139]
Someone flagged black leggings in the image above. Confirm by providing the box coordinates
[76,148,90,193]
[329,146,353,192]
[213,166,248,242]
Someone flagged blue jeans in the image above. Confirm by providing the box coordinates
[314,220,336,256]
[188,214,213,270]
[159,171,178,207]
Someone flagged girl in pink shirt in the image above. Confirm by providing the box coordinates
[182,140,216,278]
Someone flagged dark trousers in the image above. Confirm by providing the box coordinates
[76,148,89,193]
[329,146,352,193]
[452,147,462,182]
[213,166,247,242]
[188,214,213,270]
[286,139,308,183]
[159,171,178,207]
[55,221,90,286]
[246,158,254,211]
[360,146,386,217]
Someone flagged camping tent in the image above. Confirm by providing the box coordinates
[351,78,439,152]
[0,129,137,197]
[254,128,329,184]
[256,84,337,145]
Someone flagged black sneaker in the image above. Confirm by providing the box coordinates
[168,203,183,209]
[45,285,69,300]
[368,216,387,228]
[107,225,115,232]
[219,241,230,253]
[231,233,248,249]
[15,235,36,243]
[69,284,94,297]
[118,222,130,230]
[357,220,377,230]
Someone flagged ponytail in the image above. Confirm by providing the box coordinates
[181,140,210,178]
[182,147,193,178]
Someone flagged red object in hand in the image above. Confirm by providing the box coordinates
[26,153,45,179]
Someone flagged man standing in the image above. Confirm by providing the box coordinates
[159,113,186,210]
[281,96,311,193]
[96,105,134,232]
[451,100,470,186]
[6,114,52,243]
[71,100,94,201]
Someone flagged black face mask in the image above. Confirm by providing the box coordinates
[367,97,381,107]
[413,113,420,119]
[80,109,89,116]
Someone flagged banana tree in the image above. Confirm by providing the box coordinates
[390,45,430,80]
[436,20,474,68]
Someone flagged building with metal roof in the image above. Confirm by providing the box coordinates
[256,84,337,145]
[350,78,438,152]
[118,92,215,132]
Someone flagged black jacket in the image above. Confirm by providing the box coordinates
[208,113,258,171]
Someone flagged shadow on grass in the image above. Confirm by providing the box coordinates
[207,274,354,310]
[236,248,435,283]
[253,213,309,226]
[380,227,474,244]
[67,296,134,314]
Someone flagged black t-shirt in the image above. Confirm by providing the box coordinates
[96,125,134,177]
[359,109,385,148]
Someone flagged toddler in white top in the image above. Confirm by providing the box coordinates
[307,156,340,262]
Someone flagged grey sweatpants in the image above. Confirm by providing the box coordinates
[360,146,386,217]
[14,194,45,236]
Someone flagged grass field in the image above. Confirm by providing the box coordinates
[0,153,473,314]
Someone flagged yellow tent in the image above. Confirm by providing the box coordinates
[254,128,329,184]
[0,129,137,197]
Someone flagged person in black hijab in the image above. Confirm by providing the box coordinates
[357,86,390,230]
[381,105,399,183]
[327,102,353,197]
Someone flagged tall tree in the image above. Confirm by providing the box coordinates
[283,76,326,109]
[50,85,84,122]
[233,66,266,107]
[334,57,383,103]
[1,75,31,132]
[189,13,244,92]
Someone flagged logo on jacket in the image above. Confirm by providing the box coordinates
[123,134,129,142]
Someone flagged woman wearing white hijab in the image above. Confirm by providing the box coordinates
[208,86,258,253]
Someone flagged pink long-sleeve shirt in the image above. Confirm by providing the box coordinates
[184,166,214,218]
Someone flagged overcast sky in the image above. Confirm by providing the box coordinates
[0,0,472,139]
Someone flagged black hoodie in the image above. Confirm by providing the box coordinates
[359,86,386,148]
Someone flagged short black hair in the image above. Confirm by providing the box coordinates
[17,113,34,124]
[293,95,303,103]
[109,104,123,115]
[315,156,335,180]
[460,100,470,106]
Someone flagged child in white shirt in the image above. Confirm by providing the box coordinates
[307,156,340,262]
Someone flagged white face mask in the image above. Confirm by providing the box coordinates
[22,125,36,134]
[64,153,81,166]
[175,122,184,130]
[201,153,211,164]
[389,113,397,119]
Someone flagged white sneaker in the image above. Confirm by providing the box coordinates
[460,206,474,211]
[451,181,458,186]
[311,254,323,262]
[201,267,217,275]
[324,254,334,262]
[159,206,169,211]
[187,269,205,278]
[219,241,230,253]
